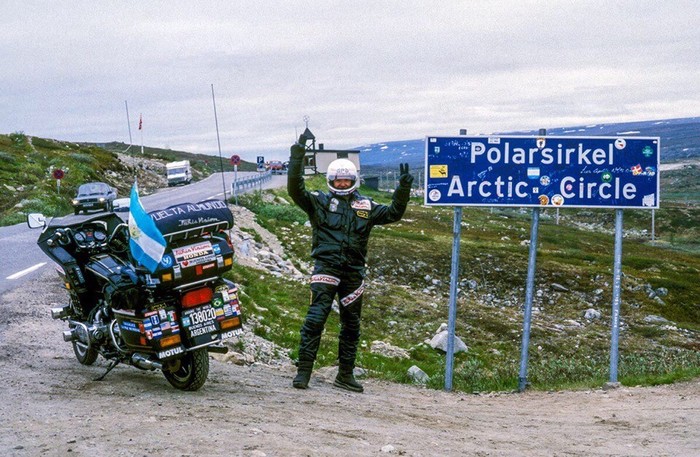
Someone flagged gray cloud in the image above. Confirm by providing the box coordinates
[1,1,698,161]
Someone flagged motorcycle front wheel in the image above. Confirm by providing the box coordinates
[72,341,98,365]
[162,348,209,391]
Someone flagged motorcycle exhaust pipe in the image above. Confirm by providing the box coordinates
[63,329,76,342]
[207,345,229,354]
[130,353,163,371]
[51,305,71,320]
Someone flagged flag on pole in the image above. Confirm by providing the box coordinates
[138,114,143,130]
[128,180,166,273]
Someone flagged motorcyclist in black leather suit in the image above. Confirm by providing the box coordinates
[288,139,414,392]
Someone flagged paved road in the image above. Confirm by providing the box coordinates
[0,172,287,296]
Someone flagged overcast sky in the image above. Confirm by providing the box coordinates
[2,1,698,161]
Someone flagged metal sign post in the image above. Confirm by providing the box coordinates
[444,206,462,391]
[444,129,467,392]
[609,209,624,383]
[518,129,546,392]
[518,207,540,392]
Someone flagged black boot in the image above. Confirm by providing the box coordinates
[292,361,313,389]
[333,365,363,393]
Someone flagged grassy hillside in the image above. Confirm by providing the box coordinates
[233,175,699,392]
[0,133,131,225]
[0,134,256,226]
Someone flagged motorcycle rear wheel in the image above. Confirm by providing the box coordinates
[162,348,209,391]
[72,341,98,365]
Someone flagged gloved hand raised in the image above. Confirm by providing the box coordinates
[398,163,414,188]
[290,142,306,160]
[290,134,308,159]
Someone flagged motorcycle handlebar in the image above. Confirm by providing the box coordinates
[46,229,65,247]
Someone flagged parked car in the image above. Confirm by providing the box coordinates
[71,182,117,214]
[268,160,285,175]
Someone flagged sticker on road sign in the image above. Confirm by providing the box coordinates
[430,165,448,178]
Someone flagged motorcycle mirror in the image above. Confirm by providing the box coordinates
[27,213,46,229]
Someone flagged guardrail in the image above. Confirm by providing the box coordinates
[231,170,272,195]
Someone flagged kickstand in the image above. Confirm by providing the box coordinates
[94,359,120,381]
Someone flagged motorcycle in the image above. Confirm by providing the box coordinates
[27,199,243,391]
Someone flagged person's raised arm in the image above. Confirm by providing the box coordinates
[287,135,313,213]
[372,163,414,224]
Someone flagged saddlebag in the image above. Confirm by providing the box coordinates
[113,303,185,359]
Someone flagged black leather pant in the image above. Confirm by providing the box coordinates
[297,264,364,367]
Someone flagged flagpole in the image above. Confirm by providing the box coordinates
[139,113,144,154]
[211,84,228,201]
[124,101,133,153]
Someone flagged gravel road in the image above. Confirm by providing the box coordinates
[1,269,698,457]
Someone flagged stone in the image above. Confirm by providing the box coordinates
[643,315,670,324]
[584,309,601,320]
[407,365,430,385]
[429,330,468,353]
[550,283,569,292]
[370,341,410,359]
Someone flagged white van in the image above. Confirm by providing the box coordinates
[166,160,192,186]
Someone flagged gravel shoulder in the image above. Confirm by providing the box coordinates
[0,269,698,457]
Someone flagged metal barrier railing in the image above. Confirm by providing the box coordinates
[231,171,272,196]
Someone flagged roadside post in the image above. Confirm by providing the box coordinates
[425,133,660,391]
[257,156,265,194]
[231,154,241,205]
[52,168,64,194]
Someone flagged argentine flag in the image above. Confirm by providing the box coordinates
[128,181,166,273]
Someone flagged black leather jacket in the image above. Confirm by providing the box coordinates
[287,155,410,272]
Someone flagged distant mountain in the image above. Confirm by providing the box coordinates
[358,116,700,172]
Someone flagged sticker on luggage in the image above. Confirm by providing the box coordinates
[172,241,216,267]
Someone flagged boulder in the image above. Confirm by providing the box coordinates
[407,365,430,385]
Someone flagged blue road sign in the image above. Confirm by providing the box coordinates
[425,136,660,209]
[257,155,265,172]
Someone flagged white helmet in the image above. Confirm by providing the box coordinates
[326,158,359,196]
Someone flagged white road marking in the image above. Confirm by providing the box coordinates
[6,262,47,280]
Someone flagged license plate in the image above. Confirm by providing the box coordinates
[183,304,218,339]
[83,203,94,207]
